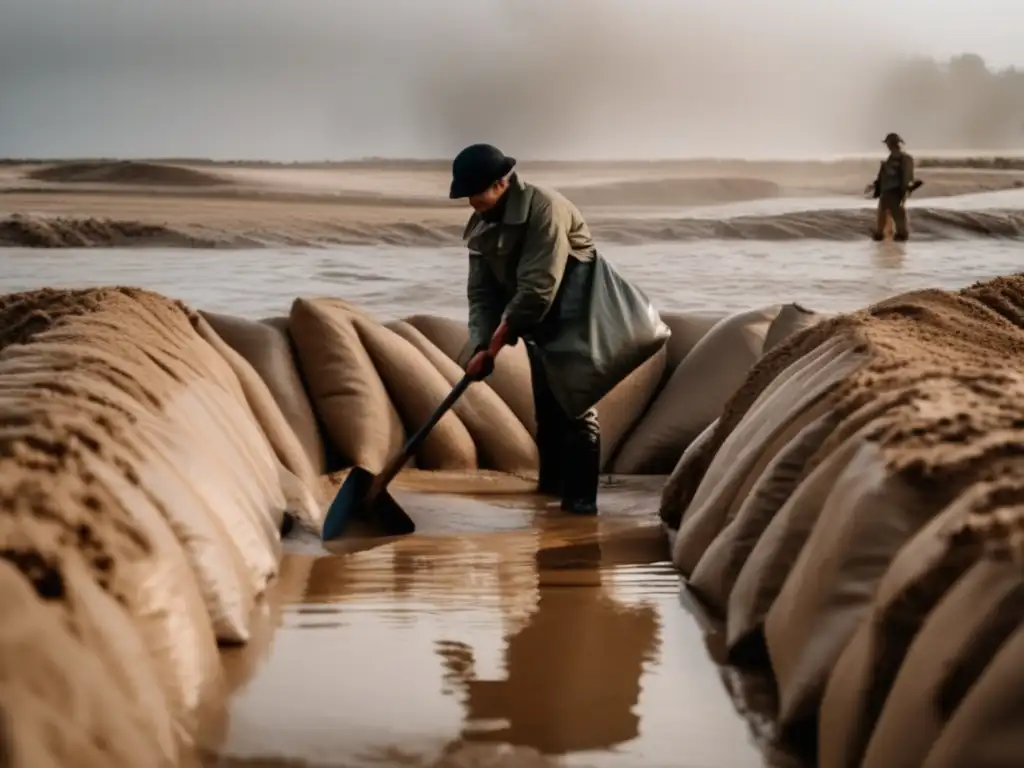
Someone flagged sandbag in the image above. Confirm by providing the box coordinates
[859,561,1023,768]
[288,298,405,474]
[765,440,941,732]
[726,427,872,658]
[660,310,728,371]
[349,315,478,470]
[660,419,719,532]
[0,367,258,644]
[923,626,1024,768]
[403,314,536,436]
[609,305,780,475]
[81,452,223,735]
[193,313,322,494]
[673,338,863,578]
[687,412,840,616]
[763,303,828,353]
[598,345,667,471]
[0,560,171,768]
[815,493,1013,768]
[387,320,538,472]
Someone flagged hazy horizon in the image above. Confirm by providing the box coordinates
[2,0,1023,161]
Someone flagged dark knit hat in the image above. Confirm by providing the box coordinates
[449,143,516,199]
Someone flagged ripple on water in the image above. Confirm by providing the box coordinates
[1,239,1022,321]
[211,475,761,768]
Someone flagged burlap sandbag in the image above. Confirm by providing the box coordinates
[815,493,1012,768]
[0,560,171,768]
[599,345,667,471]
[763,303,828,353]
[0,369,258,644]
[765,440,941,732]
[289,298,405,474]
[403,314,536,436]
[687,412,841,616]
[81,452,224,736]
[198,311,325,475]
[608,305,781,475]
[388,320,538,472]
[660,310,728,371]
[60,556,180,762]
[660,419,719,534]
[922,626,1024,768]
[349,315,478,470]
[726,426,874,658]
[859,561,1023,768]
[193,314,322,495]
[673,338,864,577]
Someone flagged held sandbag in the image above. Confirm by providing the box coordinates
[532,253,670,418]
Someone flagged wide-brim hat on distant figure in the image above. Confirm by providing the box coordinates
[449,143,517,199]
[883,132,904,145]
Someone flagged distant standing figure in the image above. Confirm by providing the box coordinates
[870,132,915,242]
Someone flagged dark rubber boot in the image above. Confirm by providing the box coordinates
[560,416,600,516]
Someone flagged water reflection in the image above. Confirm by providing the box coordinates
[213,478,760,767]
[438,518,660,756]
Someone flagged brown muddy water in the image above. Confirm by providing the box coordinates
[3,234,1021,766]
[208,473,761,768]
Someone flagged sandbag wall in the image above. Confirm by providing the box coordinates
[0,287,320,767]
[661,276,1024,766]
[202,298,828,482]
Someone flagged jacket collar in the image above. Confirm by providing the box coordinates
[501,172,534,225]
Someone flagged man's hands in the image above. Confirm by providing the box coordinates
[466,320,514,381]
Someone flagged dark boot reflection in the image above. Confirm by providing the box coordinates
[438,517,660,756]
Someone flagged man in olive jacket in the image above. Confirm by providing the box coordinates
[451,143,600,515]
[871,132,915,242]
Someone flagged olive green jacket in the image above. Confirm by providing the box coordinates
[464,173,595,353]
[876,151,915,197]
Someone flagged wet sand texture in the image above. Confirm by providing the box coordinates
[199,311,326,475]
[5,158,1024,248]
[659,275,1024,762]
[0,286,316,764]
[611,306,781,475]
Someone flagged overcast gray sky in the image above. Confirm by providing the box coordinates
[1,0,1021,160]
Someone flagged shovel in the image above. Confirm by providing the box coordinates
[321,372,475,541]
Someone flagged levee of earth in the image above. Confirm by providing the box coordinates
[3,157,1024,247]
[0,275,1021,766]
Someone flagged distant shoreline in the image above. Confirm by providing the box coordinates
[2,153,1024,171]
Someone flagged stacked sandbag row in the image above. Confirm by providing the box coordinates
[660,275,1024,766]
[0,287,315,766]
[202,299,827,481]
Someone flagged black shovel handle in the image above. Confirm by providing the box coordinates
[368,373,474,498]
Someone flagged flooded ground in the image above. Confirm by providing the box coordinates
[2,235,1019,767]
[210,474,760,768]
[0,238,1021,322]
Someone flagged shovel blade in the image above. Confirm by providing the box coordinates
[321,467,416,541]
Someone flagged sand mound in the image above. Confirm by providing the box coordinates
[659,274,1024,762]
[558,177,781,207]
[26,160,227,187]
[0,213,220,248]
[6,205,1024,249]
[0,286,314,763]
